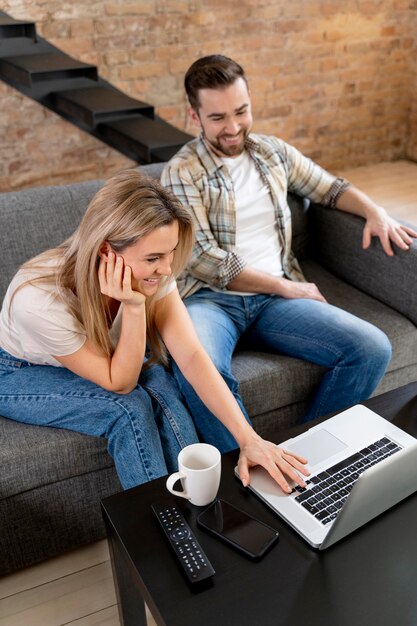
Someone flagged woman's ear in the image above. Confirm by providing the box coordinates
[98,241,112,260]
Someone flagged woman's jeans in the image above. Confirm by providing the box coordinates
[0,348,199,490]
[172,289,392,453]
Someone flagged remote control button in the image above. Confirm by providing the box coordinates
[152,503,215,584]
[171,527,190,541]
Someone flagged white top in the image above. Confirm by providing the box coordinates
[221,152,283,295]
[0,263,176,366]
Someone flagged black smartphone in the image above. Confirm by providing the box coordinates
[197,499,279,560]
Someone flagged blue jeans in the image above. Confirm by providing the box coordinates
[173,289,392,452]
[0,348,198,490]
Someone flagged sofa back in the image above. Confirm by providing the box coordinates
[0,161,310,303]
[0,164,164,303]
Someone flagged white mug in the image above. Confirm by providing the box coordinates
[166,443,221,506]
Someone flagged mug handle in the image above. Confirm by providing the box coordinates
[166,471,189,500]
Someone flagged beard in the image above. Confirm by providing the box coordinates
[204,129,248,158]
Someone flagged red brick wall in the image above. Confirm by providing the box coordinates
[1,0,416,191]
[406,5,417,160]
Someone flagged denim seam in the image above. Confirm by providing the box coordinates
[248,328,345,421]
[113,397,156,482]
[248,329,345,361]
[142,384,188,450]
[313,364,341,418]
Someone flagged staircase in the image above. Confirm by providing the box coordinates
[0,11,193,164]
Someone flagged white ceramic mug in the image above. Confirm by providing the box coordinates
[166,443,221,506]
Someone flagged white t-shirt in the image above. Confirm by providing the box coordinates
[0,264,176,366]
[221,152,283,295]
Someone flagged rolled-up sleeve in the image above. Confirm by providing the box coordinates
[162,163,246,288]
[283,141,350,208]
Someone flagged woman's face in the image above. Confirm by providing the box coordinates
[108,221,179,297]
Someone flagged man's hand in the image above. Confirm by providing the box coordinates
[336,185,417,257]
[227,267,327,301]
[363,206,417,257]
[277,277,327,302]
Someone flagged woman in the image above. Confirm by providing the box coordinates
[0,170,308,492]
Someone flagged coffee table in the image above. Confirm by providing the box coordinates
[101,382,417,626]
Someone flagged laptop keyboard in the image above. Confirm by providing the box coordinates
[292,437,402,526]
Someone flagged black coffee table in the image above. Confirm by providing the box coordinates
[101,383,417,626]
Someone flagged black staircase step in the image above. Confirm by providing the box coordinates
[0,9,192,164]
[99,115,192,163]
[0,52,97,87]
[51,86,154,129]
[0,16,36,41]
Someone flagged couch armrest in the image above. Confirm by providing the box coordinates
[312,204,417,326]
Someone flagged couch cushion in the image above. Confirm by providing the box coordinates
[0,416,118,498]
[233,260,417,424]
[0,181,102,302]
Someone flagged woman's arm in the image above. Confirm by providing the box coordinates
[55,253,146,393]
[154,289,310,491]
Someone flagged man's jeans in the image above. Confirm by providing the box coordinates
[172,289,392,453]
[0,348,198,489]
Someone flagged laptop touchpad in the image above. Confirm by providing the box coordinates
[286,429,347,467]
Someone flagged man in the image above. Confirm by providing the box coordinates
[161,54,417,453]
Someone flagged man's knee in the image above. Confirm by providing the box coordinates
[350,324,392,369]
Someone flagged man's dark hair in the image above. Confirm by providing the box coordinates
[184,55,248,111]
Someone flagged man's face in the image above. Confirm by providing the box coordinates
[189,77,253,158]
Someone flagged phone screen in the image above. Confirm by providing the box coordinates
[197,499,279,559]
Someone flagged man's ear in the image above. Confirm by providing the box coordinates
[98,241,112,260]
[188,105,201,128]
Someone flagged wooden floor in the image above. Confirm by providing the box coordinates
[0,160,416,626]
[338,160,417,223]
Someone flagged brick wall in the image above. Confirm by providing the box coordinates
[1,0,416,191]
[406,5,417,160]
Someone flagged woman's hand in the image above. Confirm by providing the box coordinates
[237,433,310,493]
[98,253,145,307]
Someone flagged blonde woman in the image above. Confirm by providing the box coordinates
[0,170,308,492]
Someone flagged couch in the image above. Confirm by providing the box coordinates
[1,162,416,575]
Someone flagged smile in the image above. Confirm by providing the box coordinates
[222,134,242,143]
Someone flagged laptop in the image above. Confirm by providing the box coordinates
[240,405,417,550]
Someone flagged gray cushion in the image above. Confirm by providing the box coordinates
[0,466,120,574]
[313,205,417,326]
[0,181,101,301]
[0,417,117,498]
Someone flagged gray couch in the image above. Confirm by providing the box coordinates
[1,162,416,575]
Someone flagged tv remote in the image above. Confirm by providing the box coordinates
[152,502,215,583]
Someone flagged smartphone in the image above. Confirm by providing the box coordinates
[197,499,279,560]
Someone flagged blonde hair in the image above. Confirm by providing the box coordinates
[20,169,195,365]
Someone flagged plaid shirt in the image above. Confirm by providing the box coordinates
[161,133,350,298]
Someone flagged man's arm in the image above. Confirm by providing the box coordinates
[335,185,417,256]
[161,161,246,288]
[226,266,326,302]
[281,138,417,256]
